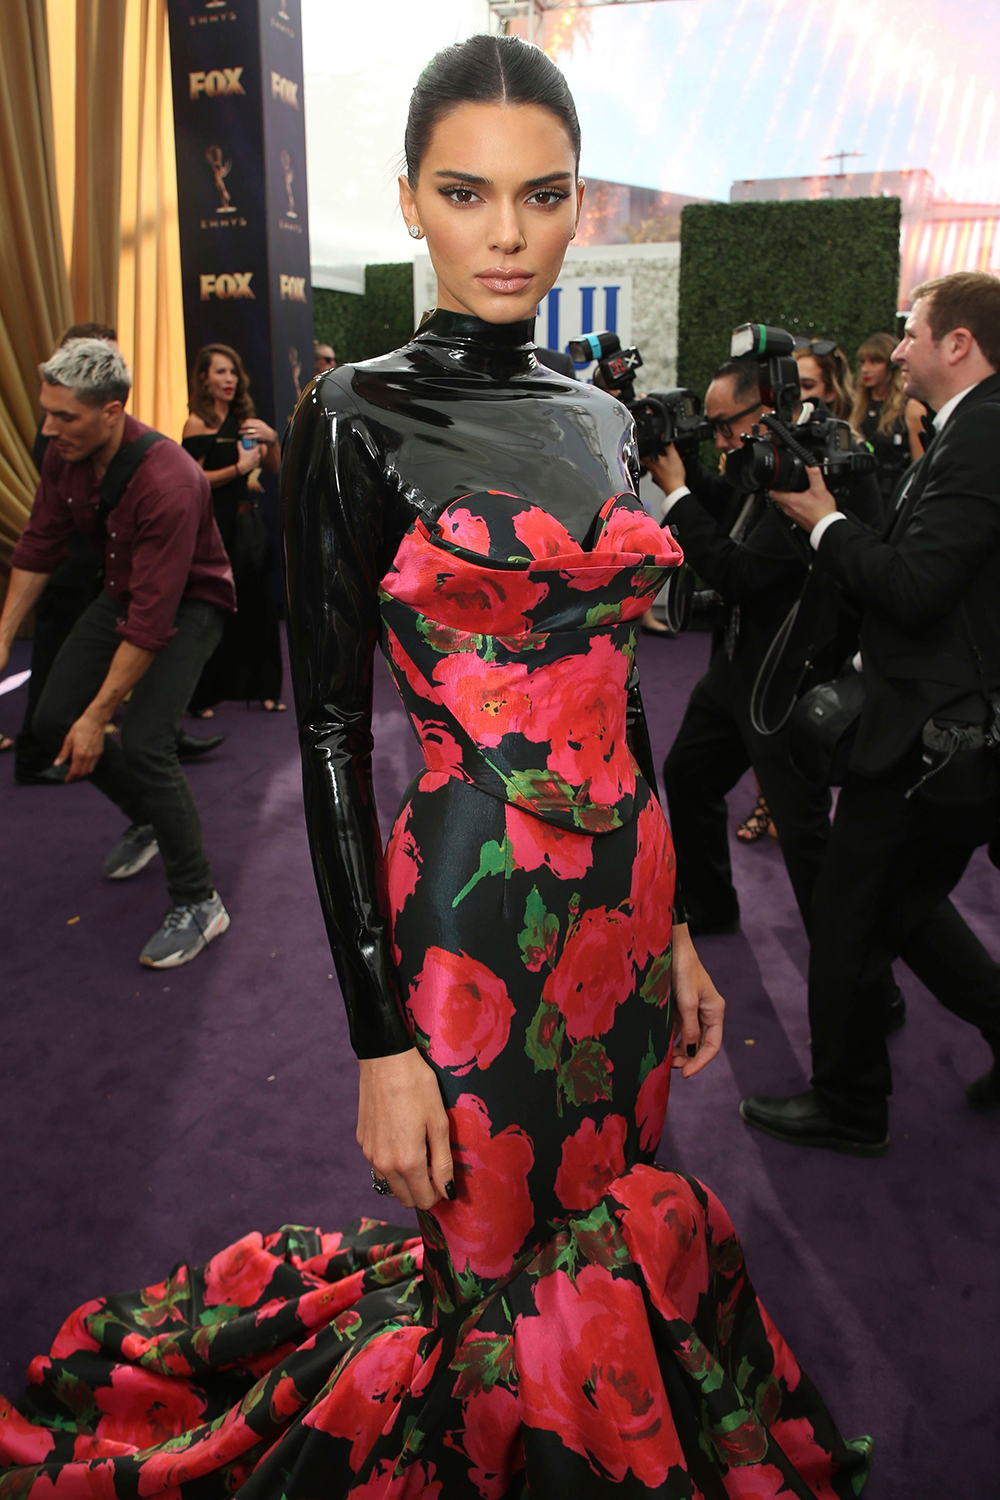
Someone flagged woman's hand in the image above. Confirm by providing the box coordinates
[671,922,725,1077]
[236,441,261,475]
[357,1048,454,1210]
[239,419,277,447]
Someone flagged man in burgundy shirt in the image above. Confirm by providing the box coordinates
[0,339,237,967]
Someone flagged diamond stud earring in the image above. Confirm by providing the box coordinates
[409,225,421,239]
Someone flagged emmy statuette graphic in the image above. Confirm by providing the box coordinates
[205,146,237,213]
[289,346,302,400]
[280,149,297,219]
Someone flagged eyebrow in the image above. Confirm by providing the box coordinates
[433,170,574,189]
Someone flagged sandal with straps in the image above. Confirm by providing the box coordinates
[736,791,778,843]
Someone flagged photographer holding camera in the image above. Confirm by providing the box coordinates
[640,334,884,939]
[741,272,1000,1153]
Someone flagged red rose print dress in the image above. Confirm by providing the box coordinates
[0,490,871,1499]
[0,315,871,1497]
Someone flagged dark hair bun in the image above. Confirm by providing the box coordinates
[405,34,580,186]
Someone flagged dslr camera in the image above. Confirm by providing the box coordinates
[723,323,876,495]
[568,330,706,633]
[567,331,712,462]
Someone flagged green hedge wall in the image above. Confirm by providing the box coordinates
[313,262,414,365]
[677,197,901,400]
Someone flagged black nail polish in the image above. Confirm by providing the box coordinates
[686,1043,697,1058]
[445,1179,456,1201]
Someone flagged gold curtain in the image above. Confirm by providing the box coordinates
[69,0,127,327]
[117,0,187,439]
[0,0,186,567]
[0,0,74,564]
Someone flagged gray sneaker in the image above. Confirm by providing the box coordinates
[103,823,159,879]
[140,891,230,968]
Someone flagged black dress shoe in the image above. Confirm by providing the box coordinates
[740,1090,889,1156]
[967,1067,1000,1110]
[176,731,225,760]
[14,762,68,785]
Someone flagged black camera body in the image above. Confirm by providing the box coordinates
[723,323,876,496]
[567,331,711,461]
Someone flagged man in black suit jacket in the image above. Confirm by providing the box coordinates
[741,271,1000,1154]
[645,359,883,937]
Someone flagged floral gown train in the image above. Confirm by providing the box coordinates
[0,489,872,1497]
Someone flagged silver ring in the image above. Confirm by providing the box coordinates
[371,1168,392,1195]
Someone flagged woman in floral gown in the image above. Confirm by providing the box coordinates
[0,34,871,1500]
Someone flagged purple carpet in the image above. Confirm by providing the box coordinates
[1,627,997,1496]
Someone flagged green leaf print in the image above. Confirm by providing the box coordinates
[638,1032,658,1086]
[495,765,577,814]
[529,1227,577,1282]
[450,1332,515,1400]
[571,1201,631,1275]
[416,617,483,655]
[134,1266,192,1329]
[452,839,510,908]
[453,1263,487,1308]
[52,1370,98,1430]
[525,998,565,1073]
[640,947,672,1007]
[0,1467,45,1500]
[496,631,547,652]
[517,886,560,973]
[335,1309,363,1340]
[558,1038,613,1109]
[584,601,623,626]
[199,1304,238,1328]
[706,1406,769,1466]
[674,1333,726,1395]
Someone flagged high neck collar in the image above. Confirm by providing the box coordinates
[414,307,537,353]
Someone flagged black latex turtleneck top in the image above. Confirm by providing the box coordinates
[280,308,666,1059]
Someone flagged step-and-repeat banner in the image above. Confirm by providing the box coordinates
[167,0,313,445]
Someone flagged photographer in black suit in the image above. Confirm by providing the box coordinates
[742,271,1000,1154]
[646,357,884,938]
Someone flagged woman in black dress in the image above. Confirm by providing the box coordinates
[182,344,285,715]
[0,37,871,1499]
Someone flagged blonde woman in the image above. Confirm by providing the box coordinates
[851,331,926,501]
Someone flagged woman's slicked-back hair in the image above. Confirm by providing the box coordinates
[404,34,581,187]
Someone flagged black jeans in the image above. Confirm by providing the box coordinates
[15,581,93,778]
[662,651,833,933]
[809,767,1000,1124]
[31,591,224,904]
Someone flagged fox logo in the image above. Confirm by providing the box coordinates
[200,272,255,300]
[189,67,244,99]
[270,72,299,107]
[279,275,306,302]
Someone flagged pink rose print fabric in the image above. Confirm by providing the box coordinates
[0,491,870,1498]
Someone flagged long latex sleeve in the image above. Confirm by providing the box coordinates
[281,377,414,1059]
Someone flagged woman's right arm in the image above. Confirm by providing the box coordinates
[280,376,453,1210]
